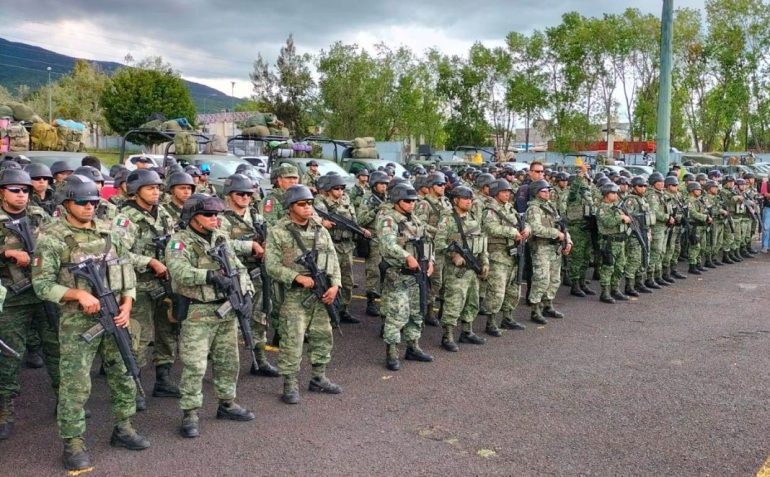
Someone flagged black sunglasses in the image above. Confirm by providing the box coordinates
[4,187,30,194]
[401,199,416,203]
[293,200,314,207]
[73,199,99,207]
[199,212,219,217]
[331,186,345,191]
[233,191,254,198]
[31,177,50,181]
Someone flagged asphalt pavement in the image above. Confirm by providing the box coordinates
[2,253,769,476]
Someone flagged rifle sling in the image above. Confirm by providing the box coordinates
[450,209,473,253]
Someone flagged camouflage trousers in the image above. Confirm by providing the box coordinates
[249,270,268,350]
[364,241,382,295]
[58,311,136,438]
[277,288,333,378]
[178,304,239,411]
[599,239,626,288]
[131,288,178,369]
[663,226,681,267]
[529,242,562,305]
[688,226,704,265]
[0,301,59,399]
[440,262,480,328]
[481,254,520,315]
[703,224,721,257]
[625,238,643,280]
[334,243,354,313]
[381,272,423,345]
[429,255,445,309]
[567,221,591,282]
[739,217,752,247]
[648,225,667,276]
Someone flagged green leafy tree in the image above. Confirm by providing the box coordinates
[506,31,549,151]
[101,58,196,135]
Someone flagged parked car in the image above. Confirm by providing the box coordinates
[175,154,266,195]
[624,165,654,180]
[273,157,355,188]
[124,154,167,171]
[341,158,408,178]
[3,150,115,198]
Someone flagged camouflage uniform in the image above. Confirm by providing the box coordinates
[195,182,217,196]
[621,194,653,290]
[31,219,137,439]
[30,187,57,215]
[315,193,358,317]
[357,191,386,299]
[349,183,367,210]
[526,197,566,310]
[301,170,320,193]
[415,194,451,314]
[646,186,669,283]
[166,228,253,412]
[686,193,709,267]
[0,206,59,410]
[564,176,596,292]
[663,190,685,271]
[597,201,628,293]
[264,215,341,395]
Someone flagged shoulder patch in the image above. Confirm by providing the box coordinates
[32,256,42,268]
[169,240,186,252]
[264,199,273,213]
[115,217,131,228]
[382,217,393,229]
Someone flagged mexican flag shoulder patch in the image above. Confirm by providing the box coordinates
[169,241,186,251]
[115,217,130,228]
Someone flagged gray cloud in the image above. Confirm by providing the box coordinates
[0,0,706,84]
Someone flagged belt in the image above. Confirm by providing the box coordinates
[190,298,227,305]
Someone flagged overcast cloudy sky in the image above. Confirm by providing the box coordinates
[1,0,706,97]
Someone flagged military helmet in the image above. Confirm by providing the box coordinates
[126,169,163,195]
[223,174,255,194]
[607,170,619,178]
[181,193,225,223]
[601,183,620,195]
[723,175,735,183]
[74,165,104,183]
[735,178,747,186]
[556,172,569,181]
[475,173,496,189]
[683,173,695,182]
[386,176,408,193]
[593,172,606,181]
[743,171,755,179]
[306,160,319,167]
[427,171,447,186]
[412,165,426,175]
[687,182,702,192]
[356,168,370,177]
[664,176,679,187]
[0,160,20,171]
[184,165,202,177]
[109,164,127,178]
[705,180,718,189]
[113,168,130,188]
[50,160,74,176]
[648,172,664,185]
[631,176,647,187]
[402,170,412,179]
[369,170,389,185]
[167,172,195,189]
[0,169,32,187]
[619,169,631,178]
[708,169,722,178]
[450,185,474,199]
[695,173,708,181]
[616,176,630,185]
[282,185,314,208]
[24,163,53,179]
[166,163,184,176]
[413,175,426,190]
[596,177,611,187]
[320,173,346,191]
[58,174,100,204]
[530,179,552,195]
[489,178,513,197]
[389,183,419,203]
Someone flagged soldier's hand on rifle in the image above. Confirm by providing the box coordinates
[321,285,339,305]
[206,271,233,291]
[707,216,712,224]
[621,214,631,224]
[519,229,530,241]
[480,265,489,280]
[405,255,420,271]
[427,261,434,277]
[75,289,101,314]
[450,253,465,267]
[148,259,167,278]
[363,228,372,239]
[563,242,573,255]
[4,249,30,267]
[294,275,315,289]
[251,241,264,258]
[668,216,675,225]
[556,231,566,242]
[114,299,132,328]
[322,219,334,229]
[721,210,728,217]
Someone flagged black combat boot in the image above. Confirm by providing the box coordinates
[721,252,734,264]
[459,322,487,344]
[625,281,640,297]
[110,420,150,450]
[340,310,361,324]
[217,400,255,421]
[62,436,91,471]
[712,255,723,266]
[483,313,502,337]
[530,303,547,324]
[180,410,199,438]
[0,397,14,440]
[743,246,755,258]
[656,270,671,286]
[688,264,701,275]
[697,260,707,272]
[441,326,459,352]
[661,267,676,284]
[732,250,744,262]
[309,376,342,394]
[404,340,433,362]
[611,287,629,301]
[600,287,616,304]
[542,300,565,319]
[644,277,662,290]
[580,279,597,296]
[670,266,687,279]
[424,305,440,327]
[705,257,716,269]
[385,344,400,371]
[25,348,44,369]
[250,346,279,377]
[153,364,181,398]
[135,395,146,412]
[365,291,381,317]
[635,275,652,293]
[281,376,300,405]
[499,310,526,330]
[570,282,586,297]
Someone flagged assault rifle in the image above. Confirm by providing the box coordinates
[0,337,20,359]
[745,198,763,234]
[618,202,650,270]
[2,219,34,294]
[207,243,258,368]
[446,241,482,274]
[294,249,342,332]
[406,238,431,319]
[516,212,527,284]
[69,258,144,397]
[555,218,570,255]
[315,208,369,240]
[150,234,174,301]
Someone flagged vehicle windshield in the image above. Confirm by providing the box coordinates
[24,153,112,178]
[205,160,256,179]
[349,160,407,177]
[316,160,351,176]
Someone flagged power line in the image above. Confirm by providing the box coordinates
[0,62,66,77]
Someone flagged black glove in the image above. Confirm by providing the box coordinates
[206,271,233,291]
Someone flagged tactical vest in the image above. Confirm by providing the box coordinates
[424,195,449,227]
[448,211,485,256]
[320,196,355,242]
[172,231,241,302]
[565,184,594,222]
[0,209,46,297]
[624,195,654,227]
[120,204,175,281]
[597,204,628,236]
[223,209,263,267]
[279,221,334,277]
[484,203,519,252]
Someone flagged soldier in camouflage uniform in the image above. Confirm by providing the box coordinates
[195,165,217,195]
[32,175,149,471]
[301,160,322,195]
[315,173,371,324]
[161,171,195,224]
[526,180,572,322]
[564,167,597,297]
[220,174,278,378]
[264,185,342,405]
[109,169,131,208]
[620,177,653,297]
[414,172,452,327]
[356,170,389,317]
[552,172,570,216]
[25,163,57,216]
[720,176,741,263]
[50,161,74,193]
[166,194,256,438]
[702,180,726,268]
[434,186,489,351]
[113,169,182,409]
[480,179,530,335]
[74,166,118,221]
[597,183,632,304]
[662,176,686,283]
[733,179,753,259]
[0,169,59,441]
[644,172,670,291]
[378,183,434,371]
[685,182,711,274]
[349,169,369,210]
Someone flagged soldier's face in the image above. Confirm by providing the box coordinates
[0,185,30,212]
[496,190,511,203]
[329,186,344,199]
[290,201,314,221]
[455,197,472,212]
[30,177,49,194]
[229,191,253,208]
[138,185,161,206]
[396,199,416,214]
[172,185,193,202]
[634,185,647,196]
[605,192,618,202]
[192,212,219,232]
[537,189,551,201]
[65,200,95,223]
[373,183,387,194]
[431,184,446,196]
[278,176,299,190]
[54,171,72,183]
[654,181,664,190]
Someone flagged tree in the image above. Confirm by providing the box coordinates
[49,60,110,145]
[506,31,549,151]
[250,34,315,137]
[101,58,196,135]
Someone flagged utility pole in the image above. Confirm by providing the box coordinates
[231,81,236,138]
[655,0,674,174]
[47,67,52,123]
